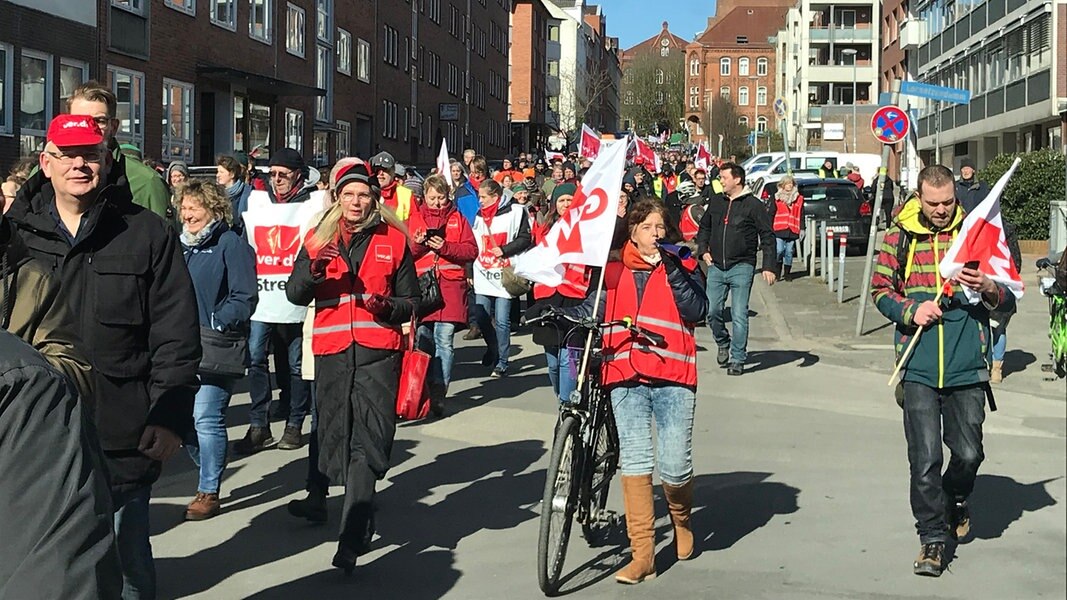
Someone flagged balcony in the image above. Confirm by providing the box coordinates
[808,106,823,121]
[808,26,873,43]
[898,19,927,50]
[808,63,876,83]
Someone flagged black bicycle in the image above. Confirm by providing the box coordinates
[527,309,665,596]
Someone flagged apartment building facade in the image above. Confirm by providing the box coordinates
[510,0,553,153]
[619,21,688,134]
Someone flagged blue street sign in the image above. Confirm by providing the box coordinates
[748,131,756,145]
[878,92,892,106]
[899,81,971,105]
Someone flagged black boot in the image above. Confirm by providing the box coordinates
[782,265,792,282]
[288,488,328,523]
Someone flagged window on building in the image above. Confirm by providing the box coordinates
[381,100,398,139]
[739,116,749,126]
[316,0,331,43]
[357,38,371,82]
[756,57,768,76]
[107,65,144,150]
[20,50,51,154]
[720,57,730,76]
[624,91,634,105]
[689,94,699,109]
[689,58,699,76]
[336,119,350,160]
[739,57,750,77]
[738,86,749,105]
[0,43,11,135]
[660,46,669,57]
[162,79,194,161]
[756,86,767,106]
[1028,16,1051,70]
[111,0,145,15]
[655,91,664,105]
[655,69,664,84]
[250,0,272,43]
[383,26,399,66]
[720,86,730,100]
[312,130,328,165]
[428,0,441,23]
[284,108,303,152]
[287,3,306,57]
[212,0,236,30]
[59,58,89,110]
[549,24,559,41]
[336,29,351,75]
[756,116,767,132]
[548,60,559,77]
[165,0,195,15]
[316,45,331,121]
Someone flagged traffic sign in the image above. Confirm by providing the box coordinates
[899,81,971,105]
[871,105,909,144]
[773,98,787,120]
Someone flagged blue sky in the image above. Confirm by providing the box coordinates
[604,0,719,49]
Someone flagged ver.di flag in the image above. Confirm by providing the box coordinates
[938,157,1025,303]
[695,143,712,170]
[511,140,627,286]
[580,124,601,160]
[436,138,453,188]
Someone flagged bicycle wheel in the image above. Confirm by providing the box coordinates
[537,415,580,596]
[580,411,619,546]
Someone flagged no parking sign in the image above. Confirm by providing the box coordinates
[870,105,909,144]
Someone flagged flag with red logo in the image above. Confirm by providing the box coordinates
[695,143,712,171]
[545,150,565,163]
[938,157,1025,302]
[580,124,601,160]
[511,140,627,286]
[436,138,453,188]
[634,137,656,168]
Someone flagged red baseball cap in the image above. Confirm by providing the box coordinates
[46,114,105,148]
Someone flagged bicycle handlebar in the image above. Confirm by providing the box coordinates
[522,308,667,348]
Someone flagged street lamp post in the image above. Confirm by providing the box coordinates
[750,75,760,155]
[842,49,858,152]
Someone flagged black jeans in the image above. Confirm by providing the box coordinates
[901,382,986,543]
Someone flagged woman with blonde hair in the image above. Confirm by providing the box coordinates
[771,175,804,281]
[285,161,419,574]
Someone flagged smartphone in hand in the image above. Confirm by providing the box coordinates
[963,260,980,271]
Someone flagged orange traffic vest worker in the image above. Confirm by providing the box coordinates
[549,199,708,585]
[284,162,420,574]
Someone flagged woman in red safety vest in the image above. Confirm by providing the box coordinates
[410,174,478,416]
[524,182,594,404]
[285,161,420,575]
[771,175,804,281]
[546,199,708,585]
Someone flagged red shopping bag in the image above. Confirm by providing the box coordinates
[396,316,431,420]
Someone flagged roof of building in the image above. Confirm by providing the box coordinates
[693,5,789,47]
[622,21,690,57]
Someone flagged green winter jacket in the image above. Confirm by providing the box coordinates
[871,198,1015,389]
[114,149,171,219]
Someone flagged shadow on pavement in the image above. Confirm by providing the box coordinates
[689,471,800,554]
[214,439,548,600]
[967,474,1059,541]
[744,350,820,373]
[1003,349,1037,377]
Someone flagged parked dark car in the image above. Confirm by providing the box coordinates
[754,177,873,254]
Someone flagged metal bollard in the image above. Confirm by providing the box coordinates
[821,221,829,282]
[837,234,848,303]
[805,216,815,277]
[826,229,835,293]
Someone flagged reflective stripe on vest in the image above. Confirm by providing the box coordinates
[772,197,803,235]
[310,224,407,355]
[680,206,700,241]
[600,262,697,387]
[414,211,468,280]
[533,263,591,300]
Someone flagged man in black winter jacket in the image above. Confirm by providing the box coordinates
[955,158,990,214]
[696,162,776,375]
[8,114,200,600]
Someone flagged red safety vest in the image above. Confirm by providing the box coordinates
[533,263,591,300]
[680,205,701,241]
[414,210,467,281]
[600,262,697,388]
[308,223,408,355]
[772,195,804,235]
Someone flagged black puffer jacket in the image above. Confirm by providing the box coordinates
[695,191,776,272]
[8,164,201,492]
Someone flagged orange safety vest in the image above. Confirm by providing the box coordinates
[680,205,701,242]
[533,263,592,300]
[600,262,697,388]
[414,211,468,281]
[308,223,408,355]
[382,185,414,221]
[772,195,804,235]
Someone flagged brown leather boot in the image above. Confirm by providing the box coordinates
[662,480,694,560]
[615,474,657,584]
[185,492,221,521]
[990,360,1004,384]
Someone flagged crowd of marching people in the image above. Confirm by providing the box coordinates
[0,79,1035,597]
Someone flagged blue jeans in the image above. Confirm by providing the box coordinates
[610,384,696,485]
[474,294,511,370]
[544,345,577,403]
[775,237,795,266]
[706,262,755,364]
[113,486,155,600]
[902,382,986,543]
[186,376,235,494]
[417,321,457,387]
[991,314,1011,361]
[248,320,309,429]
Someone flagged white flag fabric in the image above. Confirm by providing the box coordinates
[580,124,601,160]
[938,157,1025,303]
[436,138,454,188]
[512,140,627,286]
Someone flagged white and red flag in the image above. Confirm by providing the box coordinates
[938,157,1025,302]
[545,150,565,163]
[634,137,656,168]
[436,138,453,188]
[695,143,712,170]
[580,124,601,160]
[511,140,627,285]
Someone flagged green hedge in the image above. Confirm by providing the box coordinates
[979,149,1067,240]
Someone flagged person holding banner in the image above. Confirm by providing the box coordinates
[411,175,478,416]
[871,165,1016,577]
[557,199,707,585]
[285,161,419,575]
[471,179,533,377]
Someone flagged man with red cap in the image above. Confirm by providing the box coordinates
[7,115,201,600]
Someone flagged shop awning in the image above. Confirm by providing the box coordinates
[196,64,325,97]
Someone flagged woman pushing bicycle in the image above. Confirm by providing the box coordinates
[533,198,708,584]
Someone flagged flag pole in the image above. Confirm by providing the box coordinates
[887,286,945,386]
[574,264,608,395]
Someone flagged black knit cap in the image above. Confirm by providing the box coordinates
[334,161,380,194]
[269,148,305,171]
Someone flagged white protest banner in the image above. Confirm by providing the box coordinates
[512,140,627,285]
[437,138,454,188]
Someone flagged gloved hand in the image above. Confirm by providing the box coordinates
[523,301,553,323]
[659,247,682,273]
[365,294,394,317]
[310,243,341,278]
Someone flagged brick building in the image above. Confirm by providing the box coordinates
[0,0,98,168]
[618,21,688,134]
[684,1,791,145]
[509,0,552,154]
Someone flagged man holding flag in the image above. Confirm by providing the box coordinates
[871,163,1021,578]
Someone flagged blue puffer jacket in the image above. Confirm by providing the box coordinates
[181,220,258,332]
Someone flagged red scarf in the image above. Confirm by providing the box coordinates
[621,242,656,271]
[469,173,485,189]
[380,178,398,203]
[479,199,500,227]
[274,175,306,203]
